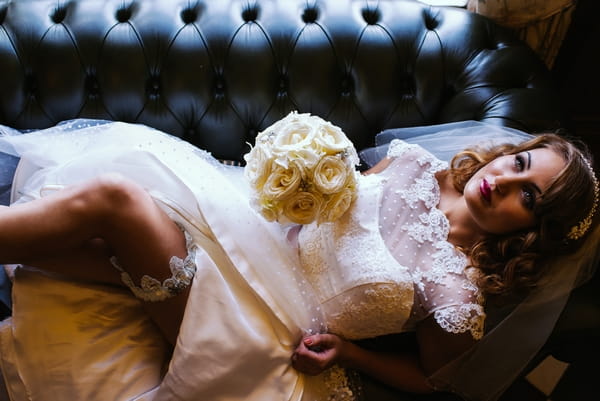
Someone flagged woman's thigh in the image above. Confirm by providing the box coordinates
[3,174,192,345]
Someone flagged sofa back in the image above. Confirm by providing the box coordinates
[0,0,561,162]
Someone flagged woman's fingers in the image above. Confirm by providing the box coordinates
[291,333,342,375]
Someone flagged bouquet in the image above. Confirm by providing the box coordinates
[244,111,360,225]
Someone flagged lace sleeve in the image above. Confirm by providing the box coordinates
[386,139,420,158]
[433,303,485,340]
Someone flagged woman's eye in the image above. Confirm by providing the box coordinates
[514,154,525,171]
[522,188,536,210]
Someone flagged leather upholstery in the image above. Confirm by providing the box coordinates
[1,1,588,400]
[0,0,562,163]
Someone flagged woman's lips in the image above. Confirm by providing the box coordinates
[480,178,491,203]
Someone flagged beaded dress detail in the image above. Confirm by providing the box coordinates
[298,139,485,340]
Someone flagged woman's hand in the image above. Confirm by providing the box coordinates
[291,333,345,375]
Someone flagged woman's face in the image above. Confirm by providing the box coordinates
[463,147,566,235]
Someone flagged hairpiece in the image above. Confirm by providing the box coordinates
[566,157,598,240]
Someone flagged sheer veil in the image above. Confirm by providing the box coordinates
[361,121,600,401]
[359,120,533,166]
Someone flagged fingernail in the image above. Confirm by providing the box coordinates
[304,338,313,346]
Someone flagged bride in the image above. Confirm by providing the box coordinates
[0,114,597,401]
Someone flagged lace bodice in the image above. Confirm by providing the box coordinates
[298,140,485,340]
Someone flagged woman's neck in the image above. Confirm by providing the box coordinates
[436,171,484,249]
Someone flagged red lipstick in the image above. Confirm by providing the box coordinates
[480,178,491,203]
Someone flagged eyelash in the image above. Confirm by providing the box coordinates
[514,154,525,171]
[522,188,536,210]
[514,154,536,210]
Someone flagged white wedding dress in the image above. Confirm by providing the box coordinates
[0,120,484,401]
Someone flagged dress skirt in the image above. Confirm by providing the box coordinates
[0,120,348,401]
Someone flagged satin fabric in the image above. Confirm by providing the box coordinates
[0,121,332,401]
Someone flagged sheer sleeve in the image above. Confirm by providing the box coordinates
[434,304,485,340]
[410,258,485,340]
[427,274,486,340]
[386,139,420,159]
[376,139,485,340]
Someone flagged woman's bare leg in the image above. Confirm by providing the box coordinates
[24,239,122,286]
[0,174,191,345]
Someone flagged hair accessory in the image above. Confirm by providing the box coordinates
[566,157,599,240]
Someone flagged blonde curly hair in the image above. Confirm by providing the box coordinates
[448,133,597,301]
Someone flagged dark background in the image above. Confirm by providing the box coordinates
[552,0,600,163]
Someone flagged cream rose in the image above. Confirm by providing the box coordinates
[313,123,352,154]
[320,186,355,223]
[255,197,279,222]
[313,155,348,194]
[244,145,272,188]
[246,111,358,225]
[283,191,322,225]
[282,147,321,170]
[261,161,304,201]
[271,119,317,157]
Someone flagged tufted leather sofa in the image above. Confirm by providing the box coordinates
[0,0,564,161]
[0,0,594,400]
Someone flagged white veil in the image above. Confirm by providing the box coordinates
[360,121,600,401]
[359,120,533,167]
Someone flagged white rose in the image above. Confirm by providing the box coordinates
[312,155,349,194]
[262,161,304,201]
[271,121,317,160]
[319,186,355,223]
[313,123,352,155]
[280,147,321,170]
[255,197,279,222]
[254,114,289,144]
[282,191,322,225]
[244,145,272,188]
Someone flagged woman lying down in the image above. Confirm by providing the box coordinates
[0,113,597,401]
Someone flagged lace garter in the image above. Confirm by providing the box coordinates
[110,225,198,302]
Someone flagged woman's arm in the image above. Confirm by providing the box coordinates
[293,333,434,393]
[292,316,476,394]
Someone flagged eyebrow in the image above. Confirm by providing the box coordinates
[526,151,543,194]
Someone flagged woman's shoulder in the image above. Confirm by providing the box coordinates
[386,139,422,159]
[386,139,447,172]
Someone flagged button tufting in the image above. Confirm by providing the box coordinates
[24,73,37,96]
[85,74,100,98]
[51,6,67,24]
[424,12,438,30]
[487,38,500,51]
[146,76,161,98]
[442,84,455,101]
[278,75,288,93]
[398,73,416,95]
[362,7,380,25]
[341,75,353,96]
[302,7,318,23]
[181,7,197,24]
[241,5,258,22]
[116,6,132,23]
[186,128,196,139]
[214,77,226,97]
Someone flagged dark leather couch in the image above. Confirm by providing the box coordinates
[0,0,596,400]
